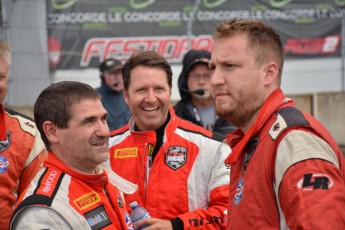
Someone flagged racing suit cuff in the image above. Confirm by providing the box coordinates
[170,217,184,230]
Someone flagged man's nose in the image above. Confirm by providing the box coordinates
[145,90,157,103]
[95,120,110,137]
[210,69,224,86]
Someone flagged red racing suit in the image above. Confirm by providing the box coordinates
[0,104,46,230]
[10,152,137,230]
[108,107,231,229]
[225,89,345,229]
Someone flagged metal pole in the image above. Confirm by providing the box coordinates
[312,93,318,118]
[187,0,202,50]
[1,0,14,39]
[341,15,345,92]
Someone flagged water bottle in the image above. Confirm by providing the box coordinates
[129,201,151,229]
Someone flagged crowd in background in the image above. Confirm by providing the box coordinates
[1,19,345,230]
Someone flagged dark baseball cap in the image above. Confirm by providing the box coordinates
[99,58,122,74]
[181,50,211,75]
[177,50,211,100]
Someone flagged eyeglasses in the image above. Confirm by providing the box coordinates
[189,73,212,82]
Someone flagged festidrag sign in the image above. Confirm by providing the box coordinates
[47,0,345,70]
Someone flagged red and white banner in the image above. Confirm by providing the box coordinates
[47,0,345,70]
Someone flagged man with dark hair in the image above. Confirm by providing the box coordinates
[109,51,231,230]
[174,49,235,136]
[0,38,46,230]
[96,58,131,130]
[11,81,137,229]
[210,19,345,229]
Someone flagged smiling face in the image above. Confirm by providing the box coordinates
[0,59,9,103]
[210,33,268,130]
[124,65,171,131]
[50,98,110,174]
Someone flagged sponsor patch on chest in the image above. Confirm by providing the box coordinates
[74,191,101,210]
[0,156,9,173]
[125,212,134,230]
[165,146,187,170]
[85,205,112,230]
[234,177,245,205]
[114,147,138,158]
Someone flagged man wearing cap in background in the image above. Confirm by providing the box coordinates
[96,58,132,131]
[174,49,236,137]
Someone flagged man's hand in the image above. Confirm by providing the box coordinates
[134,218,173,230]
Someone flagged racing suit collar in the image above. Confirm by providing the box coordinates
[44,152,109,187]
[225,89,294,165]
[0,104,7,141]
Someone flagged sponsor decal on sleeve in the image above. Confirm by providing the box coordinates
[297,173,334,190]
[36,170,61,197]
[188,215,225,227]
[24,121,35,129]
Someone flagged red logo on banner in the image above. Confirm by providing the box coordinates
[48,36,62,69]
[80,35,213,67]
[284,35,341,55]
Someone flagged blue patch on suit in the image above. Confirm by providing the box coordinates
[0,156,9,173]
[234,177,244,205]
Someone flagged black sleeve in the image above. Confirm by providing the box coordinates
[170,217,184,230]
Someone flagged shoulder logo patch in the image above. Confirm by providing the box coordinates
[0,130,12,152]
[269,114,288,140]
[297,173,334,190]
[24,121,36,129]
[165,146,187,170]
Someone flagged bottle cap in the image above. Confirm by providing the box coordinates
[129,201,138,209]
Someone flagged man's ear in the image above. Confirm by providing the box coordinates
[264,61,279,86]
[42,121,59,144]
[123,89,129,104]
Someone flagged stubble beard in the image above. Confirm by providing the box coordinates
[215,90,261,128]
[95,144,110,164]
[89,137,110,164]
